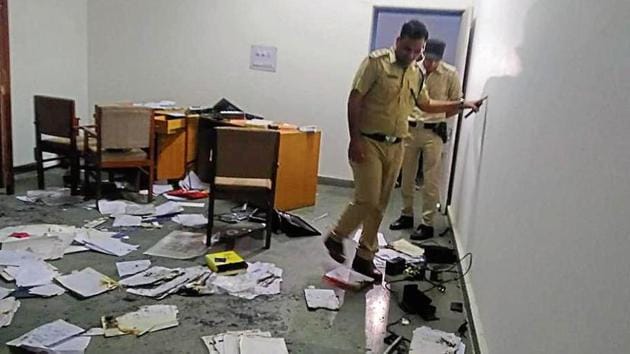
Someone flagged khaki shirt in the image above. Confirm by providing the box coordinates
[352,48,430,138]
[411,61,462,124]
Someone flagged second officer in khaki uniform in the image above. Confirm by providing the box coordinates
[323,21,483,281]
[390,39,462,240]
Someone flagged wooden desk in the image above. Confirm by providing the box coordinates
[196,117,321,211]
[154,113,198,180]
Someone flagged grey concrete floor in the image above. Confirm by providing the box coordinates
[0,170,473,353]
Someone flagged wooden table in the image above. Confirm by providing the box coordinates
[153,112,198,180]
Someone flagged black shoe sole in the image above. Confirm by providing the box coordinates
[389,223,414,231]
[324,238,345,264]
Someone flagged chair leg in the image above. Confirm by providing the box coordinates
[70,153,80,195]
[95,166,102,204]
[206,197,215,246]
[147,164,154,203]
[35,147,45,190]
[264,201,273,249]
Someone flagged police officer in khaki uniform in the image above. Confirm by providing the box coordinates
[390,39,462,240]
[324,21,483,281]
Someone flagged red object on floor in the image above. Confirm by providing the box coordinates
[10,232,30,239]
[166,189,209,200]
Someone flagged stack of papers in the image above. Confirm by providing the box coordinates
[6,319,90,353]
[144,231,207,260]
[201,329,288,354]
[102,305,179,337]
[409,326,465,354]
[55,267,117,298]
[74,229,139,257]
[191,262,283,300]
[125,266,210,300]
[0,297,20,327]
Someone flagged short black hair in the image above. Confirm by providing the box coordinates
[400,20,429,40]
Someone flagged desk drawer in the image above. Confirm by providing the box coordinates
[155,117,185,135]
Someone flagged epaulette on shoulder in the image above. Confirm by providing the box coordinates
[369,48,390,59]
[441,62,457,72]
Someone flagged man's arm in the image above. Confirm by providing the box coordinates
[347,90,366,162]
[415,81,481,113]
[444,72,464,118]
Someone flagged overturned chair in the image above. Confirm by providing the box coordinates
[81,105,156,205]
[206,127,280,249]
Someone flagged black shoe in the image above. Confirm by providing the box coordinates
[324,234,345,264]
[389,215,414,230]
[352,256,382,282]
[410,224,434,241]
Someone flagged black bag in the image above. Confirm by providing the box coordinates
[269,210,320,237]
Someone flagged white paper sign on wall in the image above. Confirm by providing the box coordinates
[250,45,277,72]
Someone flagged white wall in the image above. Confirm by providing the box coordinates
[9,0,88,166]
[87,0,471,180]
[450,0,630,353]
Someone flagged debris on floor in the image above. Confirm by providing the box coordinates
[390,239,425,258]
[83,217,108,229]
[28,283,66,298]
[409,326,465,354]
[55,267,118,298]
[353,229,387,247]
[189,262,283,300]
[101,304,179,337]
[119,266,182,287]
[125,266,209,300]
[304,287,340,311]
[115,259,152,278]
[6,319,88,353]
[179,170,209,190]
[0,286,12,299]
[74,228,139,256]
[16,188,83,206]
[144,231,207,259]
[201,329,288,354]
[206,250,248,274]
[112,214,143,227]
[1,232,75,260]
[323,265,373,290]
[0,297,20,327]
[172,213,208,228]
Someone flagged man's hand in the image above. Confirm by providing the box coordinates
[463,96,488,113]
[348,138,365,163]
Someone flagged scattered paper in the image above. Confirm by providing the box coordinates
[55,267,117,298]
[119,266,181,287]
[240,336,289,354]
[323,265,373,290]
[49,335,92,354]
[126,266,209,300]
[153,201,184,218]
[304,288,340,311]
[0,297,20,327]
[144,231,207,260]
[179,171,209,190]
[83,217,108,229]
[64,245,90,254]
[352,229,387,247]
[409,326,463,354]
[74,229,139,257]
[124,204,156,216]
[13,259,59,287]
[177,202,206,208]
[1,233,75,260]
[202,330,272,354]
[391,239,425,258]
[84,328,105,336]
[116,260,152,278]
[0,286,12,299]
[149,184,174,196]
[113,215,142,227]
[102,304,179,337]
[0,224,76,242]
[196,262,282,300]
[29,284,66,297]
[97,200,127,215]
[172,214,208,228]
[0,249,43,266]
[17,188,83,206]
[7,319,85,351]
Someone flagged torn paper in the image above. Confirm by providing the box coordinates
[125,266,209,300]
[153,201,184,218]
[84,328,105,336]
[29,284,66,297]
[240,336,289,354]
[12,259,59,287]
[199,262,283,300]
[102,304,179,337]
[201,330,272,354]
[179,171,209,190]
[7,319,85,351]
[112,215,142,227]
[144,231,207,260]
[116,260,151,278]
[118,266,181,287]
[172,214,208,228]
[55,267,117,298]
[304,288,340,311]
[409,326,463,354]
[0,297,20,327]
[49,335,92,354]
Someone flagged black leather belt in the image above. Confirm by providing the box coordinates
[409,121,437,129]
[362,133,402,144]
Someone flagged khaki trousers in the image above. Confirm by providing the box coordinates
[400,126,443,226]
[333,138,403,260]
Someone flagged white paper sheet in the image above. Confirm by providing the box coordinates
[112,215,142,227]
[0,297,20,327]
[14,259,59,287]
[172,214,208,228]
[144,231,207,260]
[0,285,12,299]
[304,288,340,311]
[352,229,387,247]
[176,202,206,208]
[409,326,463,354]
[124,204,156,216]
[102,305,179,337]
[1,233,75,260]
[74,229,138,257]
[55,267,117,298]
[126,266,209,299]
[240,336,289,354]
[153,201,184,217]
[49,335,91,354]
[179,171,209,190]
[0,224,77,242]
[391,239,425,258]
[153,184,174,195]
[7,319,85,350]
[202,330,272,354]
[0,249,42,266]
[64,245,90,254]
[29,284,66,297]
[118,266,181,287]
[97,200,128,215]
[116,260,152,278]
[83,217,108,229]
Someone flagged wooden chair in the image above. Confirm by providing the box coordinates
[33,95,81,194]
[82,105,155,205]
[206,127,280,249]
